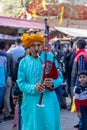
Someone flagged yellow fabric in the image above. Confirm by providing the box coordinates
[42,0,46,10]
[21,33,44,50]
[33,9,37,20]
[59,6,64,25]
[71,97,76,112]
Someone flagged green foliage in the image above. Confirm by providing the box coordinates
[0,0,86,17]
[0,0,25,17]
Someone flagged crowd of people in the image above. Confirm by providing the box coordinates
[0,34,87,130]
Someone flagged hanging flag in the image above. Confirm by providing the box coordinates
[42,0,46,10]
[33,9,37,20]
[17,11,24,19]
[59,6,64,25]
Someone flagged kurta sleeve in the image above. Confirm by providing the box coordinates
[17,59,38,95]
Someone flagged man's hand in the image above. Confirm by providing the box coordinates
[43,78,53,88]
[36,83,45,93]
[13,96,18,104]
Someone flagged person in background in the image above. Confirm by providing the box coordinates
[67,42,77,112]
[3,71,13,121]
[71,38,87,129]
[7,38,25,115]
[13,56,24,130]
[71,38,87,92]
[75,70,87,130]
[0,41,10,124]
[17,33,63,130]
[51,40,63,62]
[44,35,51,52]
[51,40,65,108]
[64,41,74,109]
[7,38,25,64]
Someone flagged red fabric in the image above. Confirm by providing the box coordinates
[80,100,87,106]
[75,99,87,112]
[74,49,87,62]
[75,99,80,112]
[42,60,58,91]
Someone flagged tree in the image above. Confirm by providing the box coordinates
[0,0,23,17]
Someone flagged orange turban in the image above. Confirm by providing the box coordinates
[21,33,44,50]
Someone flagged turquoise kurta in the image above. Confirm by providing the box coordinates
[17,51,63,130]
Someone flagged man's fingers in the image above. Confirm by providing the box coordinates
[36,83,45,93]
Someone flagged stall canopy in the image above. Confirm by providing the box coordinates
[55,27,87,38]
[0,16,45,35]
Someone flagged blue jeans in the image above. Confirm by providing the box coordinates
[79,106,87,130]
[0,86,5,106]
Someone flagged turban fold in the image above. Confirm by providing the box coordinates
[21,33,44,50]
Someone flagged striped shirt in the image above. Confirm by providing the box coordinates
[75,85,87,112]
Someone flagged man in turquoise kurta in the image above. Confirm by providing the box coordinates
[17,33,63,130]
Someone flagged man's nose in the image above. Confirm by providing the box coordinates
[35,45,39,50]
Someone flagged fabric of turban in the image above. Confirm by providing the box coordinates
[21,33,44,50]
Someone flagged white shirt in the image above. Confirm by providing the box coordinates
[7,45,25,63]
